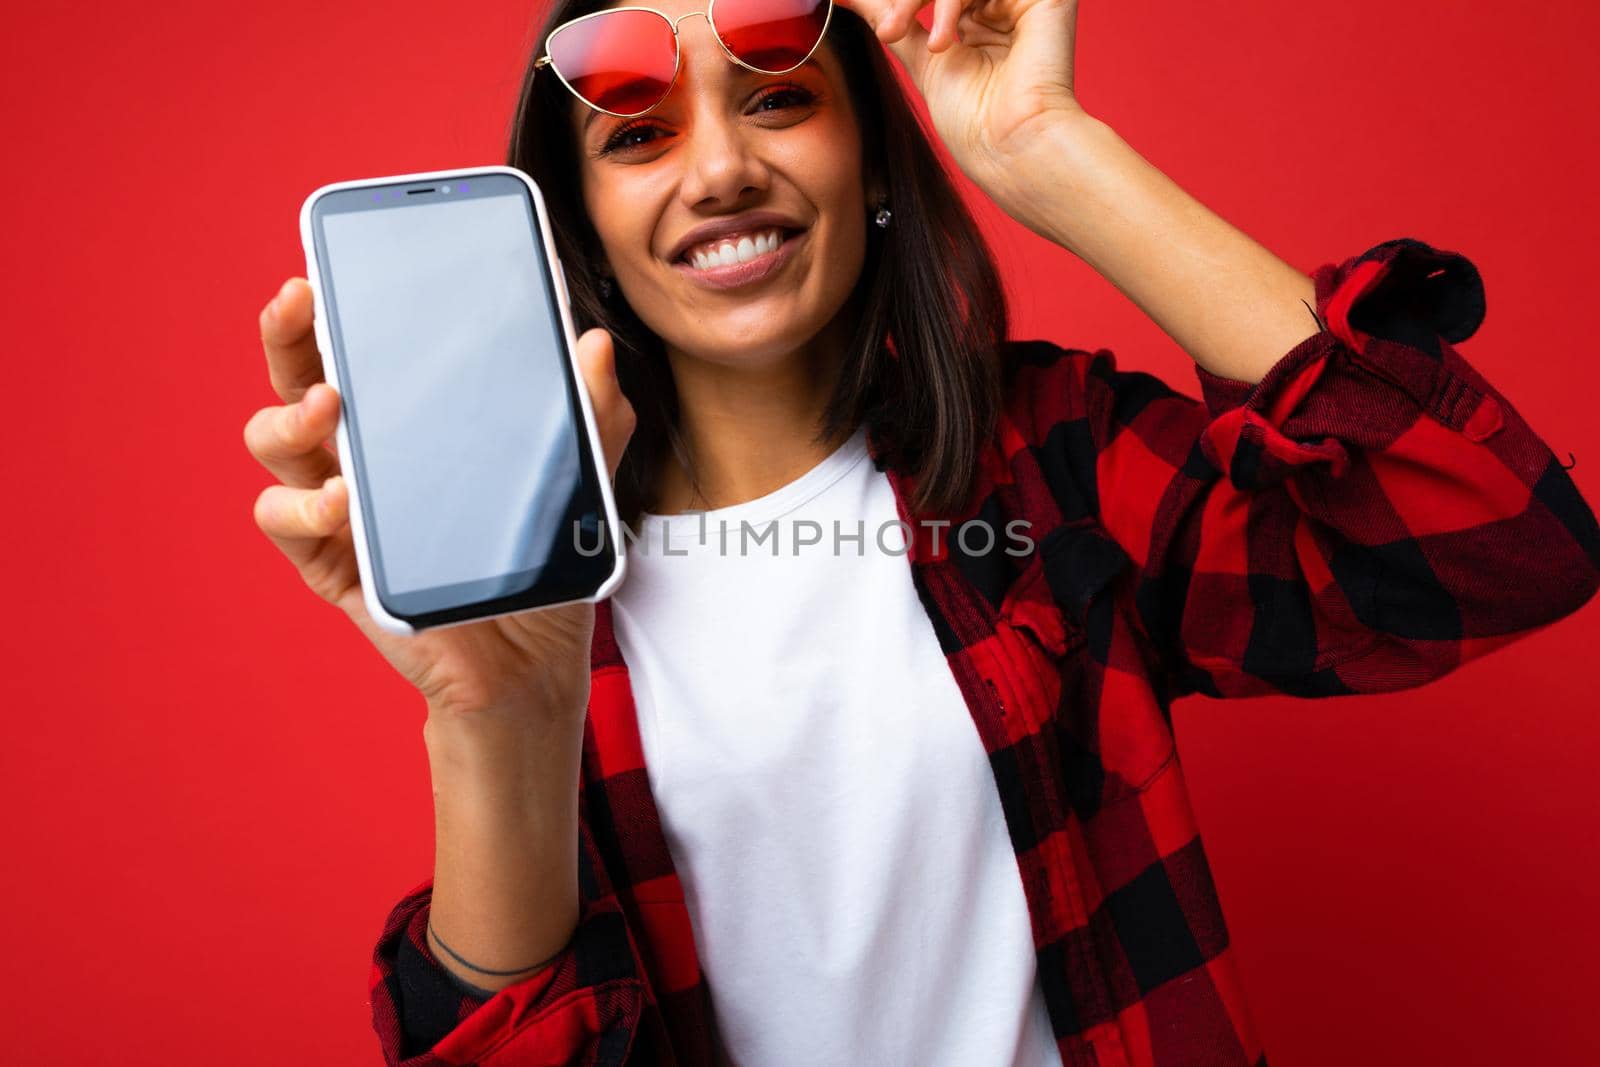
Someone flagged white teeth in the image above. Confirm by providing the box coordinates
[685,228,786,269]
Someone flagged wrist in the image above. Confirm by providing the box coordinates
[980,110,1123,249]
[422,665,589,733]
[427,917,565,995]
[424,703,583,806]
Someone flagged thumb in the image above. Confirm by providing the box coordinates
[573,327,636,483]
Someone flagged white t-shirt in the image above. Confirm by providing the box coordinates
[610,425,1062,1067]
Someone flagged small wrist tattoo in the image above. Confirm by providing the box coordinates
[427,919,560,978]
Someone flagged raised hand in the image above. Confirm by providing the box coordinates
[840,0,1084,190]
[244,276,636,721]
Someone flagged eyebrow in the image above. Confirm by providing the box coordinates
[579,60,827,139]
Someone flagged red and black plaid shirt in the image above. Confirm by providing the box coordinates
[368,239,1600,1066]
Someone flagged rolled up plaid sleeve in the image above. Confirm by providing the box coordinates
[1064,237,1600,699]
[369,812,647,1067]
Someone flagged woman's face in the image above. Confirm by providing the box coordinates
[573,0,870,370]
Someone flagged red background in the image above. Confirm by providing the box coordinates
[5,0,1598,1063]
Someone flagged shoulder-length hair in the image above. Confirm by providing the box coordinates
[507,1,1007,524]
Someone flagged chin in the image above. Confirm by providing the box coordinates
[675,327,818,368]
[659,297,834,367]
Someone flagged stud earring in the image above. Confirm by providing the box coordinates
[873,200,892,229]
[598,276,614,299]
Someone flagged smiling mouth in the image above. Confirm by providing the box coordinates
[677,227,800,271]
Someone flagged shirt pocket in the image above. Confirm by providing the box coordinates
[995,516,1128,674]
[1028,518,1180,805]
[997,547,1077,659]
[1037,517,1131,646]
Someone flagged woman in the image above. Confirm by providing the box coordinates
[246,0,1600,1063]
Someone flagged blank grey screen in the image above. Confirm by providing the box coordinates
[321,194,580,596]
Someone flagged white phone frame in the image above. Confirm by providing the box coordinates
[298,164,626,636]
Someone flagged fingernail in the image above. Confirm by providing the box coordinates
[269,279,295,317]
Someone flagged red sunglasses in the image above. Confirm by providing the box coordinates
[533,0,835,118]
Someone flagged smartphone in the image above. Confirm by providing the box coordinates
[298,165,624,635]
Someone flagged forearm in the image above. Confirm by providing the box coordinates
[423,704,585,994]
[989,111,1318,384]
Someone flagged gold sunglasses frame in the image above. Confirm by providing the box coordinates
[533,0,836,119]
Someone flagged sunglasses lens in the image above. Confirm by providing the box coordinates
[547,9,677,115]
[713,0,830,73]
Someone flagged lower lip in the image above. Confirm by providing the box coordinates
[672,230,805,291]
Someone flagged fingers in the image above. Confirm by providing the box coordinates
[259,277,325,403]
[250,284,358,605]
[928,0,962,51]
[872,0,928,43]
[871,0,933,83]
[572,328,636,483]
[252,476,362,608]
[955,5,995,47]
[254,476,348,543]
[243,381,342,489]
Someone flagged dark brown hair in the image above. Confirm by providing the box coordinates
[507,1,1008,523]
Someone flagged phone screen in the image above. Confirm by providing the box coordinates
[309,173,615,625]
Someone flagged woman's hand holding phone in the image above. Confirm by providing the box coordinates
[246,275,636,992]
[246,276,635,723]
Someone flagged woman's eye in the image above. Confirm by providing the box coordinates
[600,122,667,155]
[596,87,815,155]
[753,85,817,113]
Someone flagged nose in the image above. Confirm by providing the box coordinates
[669,9,710,31]
[672,21,770,211]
